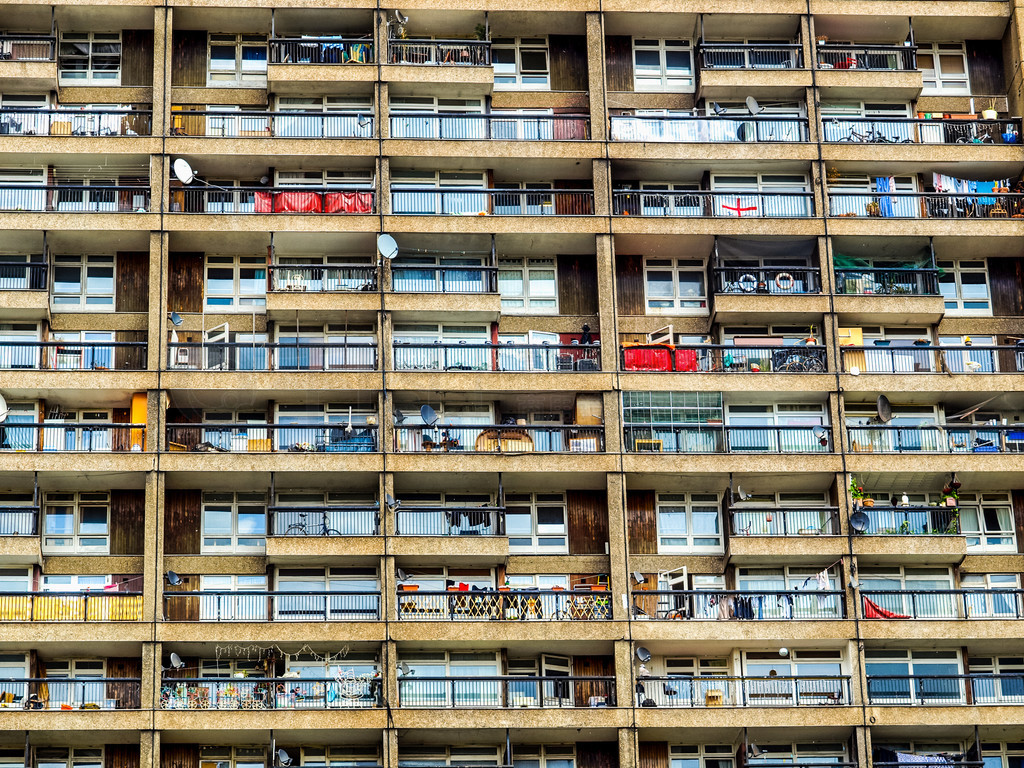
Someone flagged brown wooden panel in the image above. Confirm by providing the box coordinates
[966,40,1005,95]
[549,35,588,91]
[164,489,201,554]
[115,252,149,312]
[605,36,634,92]
[1012,490,1024,554]
[616,254,645,315]
[115,330,146,370]
[627,489,657,554]
[988,257,1024,317]
[111,408,131,451]
[568,489,609,555]
[168,252,203,313]
[572,655,614,705]
[164,580,201,622]
[554,180,595,216]
[121,30,154,87]
[557,254,599,315]
[171,105,208,138]
[638,744,669,768]
[110,489,144,555]
[105,659,142,710]
[172,30,208,87]
[577,744,617,768]
[161,744,199,768]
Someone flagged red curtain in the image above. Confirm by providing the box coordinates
[325,191,373,213]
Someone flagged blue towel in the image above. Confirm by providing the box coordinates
[977,181,996,205]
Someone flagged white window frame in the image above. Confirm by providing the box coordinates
[632,38,694,92]
[937,258,990,315]
[643,257,708,314]
[300,747,381,768]
[919,42,970,95]
[58,33,121,85]
[655,492,723,553]
[205,255,267,310]
[669,744,735,768]
[207,33,268,87]
[198,575,269,621]
[512,745,576,768]
[957,492,1016,551]
[492,37,550,90]
[498,257,558,313]
[505,492,568,553]
[199,747,266,768]
[0,567,31,591]
[41,574,112,591]
[199,657,266,678]
[42,491,110,554]
[201,491,267,553]
[51,254,115,311]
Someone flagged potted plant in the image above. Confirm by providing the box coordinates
[849,477,866,505]
[941,486,959,507]
[865,201,881,216]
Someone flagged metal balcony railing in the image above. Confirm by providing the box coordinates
[816,44,916,71]
[822,117,1021,144]
[171,110,372,139]
[713,266,821,294]
[168,342,378,371]
[730,507,840,536]
[0,424,146,452]
[0,260,46,290]
[631,589,846,620]
[395,506,504,536]
[610,115,808,143]
[394,424,605,453]
[390,112,589,140]
[397,675,615,708]
[173,187,374,214]
[699,43,804,69]
[397,588,611,621]
[841,345,1024,374]
[0,108,151,137]
[829,192,1024,218]
[634,675,851,707]
[623,425,833,454]
[165,423,378,453]
[162,592,381,621]
[0,678,141,710]
[0,341,147,370]
[0,592,143,621]
[613,190,814,217]
[269,37,374,64]
[866,674,1024,705]
[0,34,56,61]
[861,589,1024,619]
[394,342,601,372]
[268,505,381,536]
[0,506,39,535]
[833,267,940,295]
[622,343,826,373]
[268,262,377,292]
[391,188,594,216]
[388,39,491,66]
[160,676,382,709]
[855,506,961,535]
[847,425,1024,453]
[391,264,498,294]
[0,185,151,212]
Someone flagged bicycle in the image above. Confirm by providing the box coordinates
[283,510,344,537]
[777,352,826,373]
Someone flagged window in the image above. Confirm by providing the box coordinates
[208,34,268,86]
[513,746,575,768]
[984,743,1024,768]
[505,492,568,552]
[655,493,722,552]
[59,33,120,84]
[736,568,841,617]
[820,102,913,142]
[960,574,1020,618]
[205,255,266,309]
[622,391,724,452]
[391,254,489,294]
[41,574,111,591]
[742,649,844,703]
[644,258,707,313]
[200,748,266,768]
[201,491,266,553]
[198,575,268,621]
[498,257,557,312]
[0,323,40,369]
[864,649,961,704]
[747,744,848,767]
[275,567,379,620]
[937,259,990,314]
[919,43,970,95]
[0,750,24,768]
[711,173,811,216]
[0,168,45,212]
[702,39,798,70]
[37,750,103,768]
[393,323,489,370]
[390,97,485,139]
[731,491,831,535]
[670,745,734,768]
[391,170,487,215]
[42,491,109,554]
[51,255,115,310]
[199,657,266,678]
[957,492,1015,551]
[633,39,694,91]
[300,748,380,768]
[493,38,549,89]
[41,409,114,452]
[275,96,374,138]
[399,650,500,706]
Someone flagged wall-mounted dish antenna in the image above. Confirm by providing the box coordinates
[420,404,439,426]
[849,509,870,533]
[876,394,893,423]
[0,392,8,423]
[395,10,409,24]
[169,653,184,669]
[812,426,828,446]
[735,485,751,501]
[171,158,230,191]
[377,233,399,260]
[745,96,764,116]
[635,646,652,663]
[711,102,727,116]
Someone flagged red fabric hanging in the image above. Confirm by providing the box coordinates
[275,191,322,213]
[325,191,373,213]
[863,596,910,619]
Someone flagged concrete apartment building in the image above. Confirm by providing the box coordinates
[2,3,1024,768]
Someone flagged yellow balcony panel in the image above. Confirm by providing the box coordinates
[827,216,1024,238]
[832,294,945,325]
[160,371,380,393]
[383,214,607,236]
[616,372,836,394]
[1,622,151,645]
[611,216,825,238]
[839,372,1009,395]
[385,290,501,320]
[0,213,158,231]
[389,707,627,730]
[0,60,56,90]
[388,453,619,474]
[620,454,842,475]
[379,64,494,93]
[0,536,41,566]
[867,704,1023,728]
[383,138,601,161]
[852,533,967,564]
[1,371,156,393]
[814,69,923,101]
[821,142,1024,165]
[847,453,1024,475]
[636,706,861,728]
[860,616,1024,643]
[0,136,159,156]
[629,619,853,643]
[0,453,156,474]
[0,289,49,321]
[267,290,381,320]
[268,63,376,94]
[814,0,1010,28]
[389,534,508,559]
[608,141,816,164]
[387,371,611,393]
[166,136,376,159]
[155,708,387,731]
[0,710,150,730]
[388,619,623,644]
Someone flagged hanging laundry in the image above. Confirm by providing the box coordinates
[977,181,996,205]
[863,597,910,619]
[895,754,951,766]
[776,593,794,619]
[875,176,895,217]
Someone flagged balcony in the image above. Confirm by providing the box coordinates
[816,44,916,72]
[396,675,615,708]
[860,589,1024,619]
[394,425,605,453]
[387,40,491,66]
[168,342,378,371]
[0,35,57,90]
[1,341,147,371]
[623,425,833,454]
[841,345,1024,374]
[269,37,374,64]
[160,676,381,709]
[162,591,381,621]
[0,423,146,452]
[0,34,55,61]
[730,507,840,536]
[834,267,939,295]
[866,674,1024,705]
[823,117,1021,145]
[0,505,38,535]
[0,185,151,212]
[171,110,372,139]
[633,675,851,707]
[391,188,594,216]
[395,506,503,536]
[713,267,821,295]
[390,113,589,141]
[268,505,380,536]
[847,425,1024,453]
[829,192,1024,219]
[854,506,961,535]
[3,678,141,710]
[0,260,46,290]
[699,43,804,70]
[397,588,611,621]
[610,115,808,144]
[612,190,814,218]
[173,188,374,214]
[0,591,143,621]
[269,262,377,292]
[0,108,151,137]
[392,263,497,294]
[165,423,378,453]
[621,343,826,373]
[394,342,601,372]
[631,589,845,620]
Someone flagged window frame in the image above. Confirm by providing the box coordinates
[492,37,550,90]
[50,254,116,311]
[497,257,558,313]
[58,33,121,86]
[204,255,267,310]
[201,491,267,554]
[41,491,111,554]
[655,492,723,553]
[504,492,569,553]
[207,33,268,87]
[937,259,990,315]
[632,38,694,92]
[643,257,708,314]
[919,42,970,95]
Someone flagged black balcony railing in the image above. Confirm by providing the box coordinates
[0,678,141,709]
[0,506,39,535]
[840,345,1023,374]
[269,37,374,64]
[613,190,814,218]
[833,268,940,295]
[268,262,377,292]
[173,187,374,214]
[0,185,151,212]
[268,506,381,536]
[623,425,832,454]
[0,592,143,621]
[699,43,804,69]
[395,506,504,536]
[634,675,851,707]
[160,676,382,710]
[170,110,372,139]
[816,44,916,71]
[829,192,1024,218]
[390,112,589,140]
[165,423,378,453]
[0,260,46,290]
[861,589,1024,619]
[622,343,826,374]
[822,117,1021,144]
[866,674,1024,705]
[730,507,840,536]
[0,424,145,452]
[388,39,491,66]
[713,267,821,295]
[631,589,845,620]
[610,115,809,143]
[855,506,961,535]
[0,341,147,370]
[847,425,1024,453]
[394,424,605,453]
[0,108,152,137]
[397,588,612,621]
[168,342,377,371]
[162,591,381,621]
[391,264,498,294]
[397,675,615,708]
[394,342,601,372]
[391,188,594,216]
[0,34,56,61]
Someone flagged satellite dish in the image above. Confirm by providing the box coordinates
[396,567,409,582]
[168,312,183,327]
[171,158,195,185]
[169,653,184,669]
[849,509,870,533]
[393,408,406,424]
[748,745,763,759]
[278,751,292,767]
[386,494,401,512]
[0,392,8,423]
[377,233,399,260]
[876,395,893,423]
[398,662,412,676]
[812,426,828,446]
[420,404,438,426]
[395,9,409,24]
[165,570,182,586]
[635,646,652,663]
[745,96,764,116]
[736,485,750,501]
[711,101,727,116]
[632,571,645,584]
[357,114,372,128]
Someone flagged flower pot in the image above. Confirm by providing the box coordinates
[399,584,419,592]
[982,109,998,120]
[862,498,874,507]
[498,586,510,592]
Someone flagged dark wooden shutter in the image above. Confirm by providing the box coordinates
[615,255,645,315]
[172,30,208,87]
[161,745,199,768]
[164,489,201,554]
[577,744,618,768]
[105,659,142,710]
[115,252,149,312]
[567,489,609,554]
[627,490,657,554]
[549,35,588,91]
[110,489,144,555]
[557,255,599,315]
[554,180,595,216]
[1012,490,1024,554]
[114,330,146,370]
[120,30,154,87]
[638,744,669,768]
[167,252,204,313]
[966,40,1005,95]
[111,408,131,451]
[988,258,1024,317]
[605,36,634,92]
[572,655,614,705]
[163,579,201,622]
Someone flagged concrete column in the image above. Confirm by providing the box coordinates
[614,639,634,708]
[617,725,637,768]
[381,305,394,372]
[601,389,622,454]
[148,231,164,376]
[141,641,159,713]
[151,7,172,217]
[592,158,611,217]
[855,725,872,768]
[384,553,397,622]
[143,469,162,622]
[827,390,843,455]
[384,728,400,768]
[585,12,607,142]
[378,81,390,139]
[382,472,394,535]
[606,472,629,621]
[595,234,618,373]
[142,727,159,768]
[384,638,399,708]
[378,155,391,215]
[374,9,390,67]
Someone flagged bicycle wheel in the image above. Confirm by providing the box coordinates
[284,523,308,536]
[804,356,826,373]
[780,358,808,373]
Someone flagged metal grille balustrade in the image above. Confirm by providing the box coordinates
[866,674,1024,705]
[0,506,38,535]
[391,264,497,293]
[631,589,846,620]
[860,590,1024,619]
[394,425,604,453]
[0,678,141,709]
[833,268,940,295]
[171,110,372,139]
[162,591,381,621]
[0,35,56,61]
[390,112,589,140]
[855,506,960,535]
[0,108,151,136]
[623,425,832,453]
[268,506,381,536]
[0,424,145,452]
[613,190,814,217]
[269,37,374,64]
[160,676,382,709]
[0,185,150,212]
[395,506,504,536]
[0,341,147,370]
[269,263,377,291]
[388,40,491,66]
[394,342,600,372]
[822,117,1021,144]
[610,115,808,143]
[165,423,378,453]
[622,344,826,374]
[397,589,611,621]
[397,675,615,708]
[713,267,821,294]
[840,345,1023,374]
[0,260,46,290]
[634,675,851,707]
[730,507,840,536]
[391,188,594,216]
[0,592,143,621]
[829,192,1024,218]
[699,43,803,69]
[847,425,1024,453]
[168,342,377,371]
[173,187,374,214]
[816,44,916,71]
